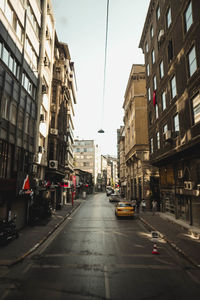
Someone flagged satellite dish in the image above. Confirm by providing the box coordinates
[98,129,105,133]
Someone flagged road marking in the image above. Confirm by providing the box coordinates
[186,270,200,284]
[22,263,32,274]
[104,265,111,300]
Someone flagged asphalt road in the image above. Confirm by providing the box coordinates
[1,193,200,299]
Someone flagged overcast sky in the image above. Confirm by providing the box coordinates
[52,0,149,156]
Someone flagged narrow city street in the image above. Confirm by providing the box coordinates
[1,193,200,300]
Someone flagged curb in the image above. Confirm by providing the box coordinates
[0,202,82,267]
[139,216,200,269]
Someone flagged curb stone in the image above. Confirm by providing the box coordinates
[139,216,200,269]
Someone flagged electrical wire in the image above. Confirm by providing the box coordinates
[99,0,109,132]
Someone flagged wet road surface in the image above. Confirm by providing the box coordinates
[1,193,200,299]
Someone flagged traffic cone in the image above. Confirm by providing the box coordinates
[152,243,159,254]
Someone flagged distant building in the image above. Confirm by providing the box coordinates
[73,139,100,187]
[139,0,200,226]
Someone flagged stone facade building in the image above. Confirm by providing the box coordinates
[122,64,159,206]
[139,0,200,226]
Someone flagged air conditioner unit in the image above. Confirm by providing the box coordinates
[32,164,38,173]
[158,29,165,42]
[187,181,194,190]
[50,128,58,135]
[51,104,57,112]
[178,170,183,179]
[164,130,172,141]
[49,160,58,169]
[42,84,47,94]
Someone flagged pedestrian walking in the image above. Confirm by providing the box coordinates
[141,200,146,213]
[152,200,157,215]
[136,200,140,214]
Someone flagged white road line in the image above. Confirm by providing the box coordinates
[22,263,32,274]
[104,265,111,300]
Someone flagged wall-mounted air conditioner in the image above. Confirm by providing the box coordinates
[50,128,58,135]
[187,181,194,190]
[49,160,58,169]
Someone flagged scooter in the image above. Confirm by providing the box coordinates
[0,218,19,246]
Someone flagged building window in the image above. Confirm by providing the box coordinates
[145,41,148,53]
[10,103,17,125]
[156,5,160,20]
[184,1,193,32]
[162,91,166,110]
[150,25,154,38]
[192,94,200,124]
[173,113,180,132]
[188,46,197,77]
[146,64,150,76]
[166,7,172,28]
[152,49,155,64]
[155,104,159,119]
[170,75,177,99]
[150,138,153,153]
[157,132,160,149]
[1,96,9,120]
[2,46,9,65]
[148,87,151,101]
[153,75,157,90]
[159,60,164,78]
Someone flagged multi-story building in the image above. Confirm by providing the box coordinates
[122,64,159,205]
[46,34,76,208]
[139,0,200,226]
[117,126,126,196]
[0,0,43,227]
[73,139,100,188]
[34,0,55,183]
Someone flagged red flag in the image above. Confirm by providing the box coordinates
[153,90,156,107]
[22,175,30,190]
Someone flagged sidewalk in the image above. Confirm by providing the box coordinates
[139,211,200,268]
[0,199,83,266]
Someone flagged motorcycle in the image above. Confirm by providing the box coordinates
[0,217,19,246]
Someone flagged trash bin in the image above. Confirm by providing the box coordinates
[82,191,86,199]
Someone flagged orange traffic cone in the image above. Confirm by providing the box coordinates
[152,243,159,254]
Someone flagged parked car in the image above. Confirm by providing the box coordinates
[115,201,134,218]
[109,192,121,202]
[106,186,114,196]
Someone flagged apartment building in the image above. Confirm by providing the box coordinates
[139,0,200,226]
[122,64,159,205]
[117,126,126,196]
[73,139,100,187]
[45,35,76,207]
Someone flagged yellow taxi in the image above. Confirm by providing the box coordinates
[115,201,134,218]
